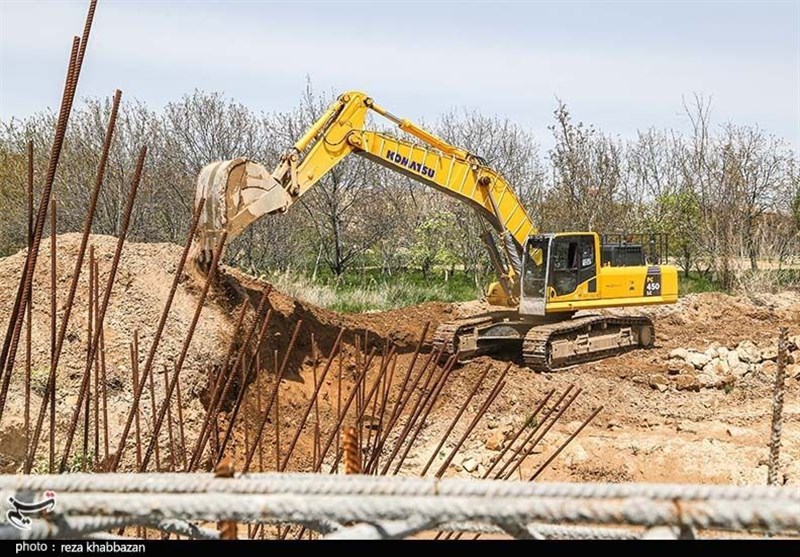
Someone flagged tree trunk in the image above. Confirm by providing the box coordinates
[682,248,691,279]
[749,245,758,272]
[421,260,430,280]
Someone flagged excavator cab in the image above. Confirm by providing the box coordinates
[520,230,677,318]
[520,232,601,317]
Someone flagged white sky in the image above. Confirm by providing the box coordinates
[1,0,798,149]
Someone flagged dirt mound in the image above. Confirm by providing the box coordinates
[0,234,455,471]
[0,234,234,386]
[0,234,239,470]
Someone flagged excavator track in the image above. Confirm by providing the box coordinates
[522,314,654,372]
[434,313,655,371]
[432,316,495,361]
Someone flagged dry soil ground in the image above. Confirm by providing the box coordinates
[0,234,797,487]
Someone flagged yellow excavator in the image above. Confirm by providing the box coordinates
[192,90,678,371]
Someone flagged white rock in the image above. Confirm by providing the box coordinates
[718,346,729,357]
[669,348,689,360]
[702,359,726,376]
[461,457,478,473]
[760,345,778,362]
[726,351,741,368]
[669,348,690,360]
[736,340,761,364]
[687,352,710,369]
[730,363,750,379]
[667,359,693,375]
[704,347,718,359]
[788,364,800,379]
[697,372,723,389]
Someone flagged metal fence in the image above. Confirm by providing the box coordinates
[2,473,798,540]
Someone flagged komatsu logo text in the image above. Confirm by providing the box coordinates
[385,150,435,179]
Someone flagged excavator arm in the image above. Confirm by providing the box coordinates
[194,90,536,305]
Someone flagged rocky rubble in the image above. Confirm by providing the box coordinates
[650,336,800,392]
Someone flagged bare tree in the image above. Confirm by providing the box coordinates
[719,123,794,271]
[1,87,797,296]
[546,100,624,233]
[627,128,702,275]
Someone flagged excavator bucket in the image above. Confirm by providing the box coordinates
[192,158,292,270]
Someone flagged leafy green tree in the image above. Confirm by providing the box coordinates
[656,190,702,277]
[408,210,457,279]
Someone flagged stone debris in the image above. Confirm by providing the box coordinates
[659,335,799,391]
[760,345,778,362]
[669,348,689,360]
[484,429,507,451]
[648,374,670,392]
[674,374,700,391]
[461,457,478,473]
[735,340,761,364]
[686,352,711,369]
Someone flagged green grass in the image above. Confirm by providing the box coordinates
[266,268,481,313]
[678,268,800,295]
[32,450,94,474]
[678,273,722,295]
[748,268,800,288]
[267,266,798,314]
[30,366,50,396]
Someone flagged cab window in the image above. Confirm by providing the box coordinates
[550,235,596,296]
[551,239,580,296]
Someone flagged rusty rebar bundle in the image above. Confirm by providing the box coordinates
[343,427,361,475]
[59,146,147,473]
[24,88,122,473]
[768,328,788,486]
[0,0,98,422]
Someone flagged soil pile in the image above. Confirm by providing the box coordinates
[0,234,453,472]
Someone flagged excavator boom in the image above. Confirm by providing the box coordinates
[193,91,534,304]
